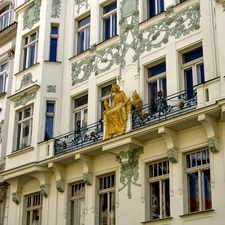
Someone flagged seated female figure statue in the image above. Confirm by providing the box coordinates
[104,84,130,139]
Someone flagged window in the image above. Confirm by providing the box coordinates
[70,181,85,225]
[16,106,33,149]
[147,0,164,18]
[182,47,205,99]
[147,61,166,113]
[74,95,88,129]
[49,25,58,61]
[77,16,90,54]
[0,5,11,31]
[44,102,55,141]
[99,83,115,119]
[148,160,170,220]
[98,173,115,225]
[26,193,42,225]
[0,63,7,94]
[185,149,211,213]
[103,2,117,41]
[23,31,39,69]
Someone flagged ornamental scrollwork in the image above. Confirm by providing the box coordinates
[71,2,201,85]
[114,147,143,199]
[16,73,37,92]
[51,0,61,18]
[74,0,89,14]
[14,92,36,108]
[23,0,42,30]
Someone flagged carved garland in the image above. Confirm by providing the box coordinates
[51,0,61,18]
[71,2,201,85]
[74,0,89,14]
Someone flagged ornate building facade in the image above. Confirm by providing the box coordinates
[1,0,225,225]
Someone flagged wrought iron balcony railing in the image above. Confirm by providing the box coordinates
[54,89,197,155]
[132,89,197,130]
[54,121,104,155]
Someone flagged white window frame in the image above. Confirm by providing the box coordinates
[26,192,42,225]
[147,159,170,220]
[16,105,33,150]
[73,95,88,129]
[70,181,85,225]
[23,30,39,69]
[102,2,117,41]
[98,173,116,225]
[0,63,7,94]
[77,16,90,54]
[185,149,212,213]
[0,4,12,31]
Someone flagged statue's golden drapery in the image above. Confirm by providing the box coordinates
[104,84,130,139]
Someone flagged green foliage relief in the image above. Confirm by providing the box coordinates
[71,1,201,85]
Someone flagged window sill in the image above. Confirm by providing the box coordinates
[179,209,214,218]
[142,217,173,224]
[0,92,7,98]
[44,60,62,64]
[14,62,40,76]
[7,146,34,158]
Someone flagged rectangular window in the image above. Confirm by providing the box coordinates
[99,83,115,120]
[0,63,7,94]
[49,25,58,61]
[147,61,166,113]
[0,5,11,31]
[74,95,88,129]
[16,106,33,149]
[70,181,85,225]
[186,149,211,213]
[44,102,55,141]
[148,160,170,220]
[77,16,90,54]
[26,193,42,225]
[23,31,39,69]
[182,47,205,99]
[103,2,117,41]
[98,173,115,225]
[147,0,164,18]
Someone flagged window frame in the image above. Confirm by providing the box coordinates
[73,94,88,129]
[0,4,12,31]
[25,192,42,225]
[0,63,7,94]
[49,25,59,61]
[98,173,116,225]
[23,30,39,70]
[16,105,33,150]
[147,159,170,221]
[184,149,212,213]
[77,16,90,54]
[70,181,85,225]
[102,2,117,41]
[44,101,55,141]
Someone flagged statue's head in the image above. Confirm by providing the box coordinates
[111,84,120,92]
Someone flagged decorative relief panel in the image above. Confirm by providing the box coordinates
[51,0,61,18]
[47,85,56,93]
[14,92,36,108]
[71,1,201,85]
[23,0,42,30]
[16,73,37,92]
[74,0,89,14]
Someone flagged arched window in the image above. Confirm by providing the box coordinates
[0,4,11,31]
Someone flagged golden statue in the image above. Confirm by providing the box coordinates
[104,84,130,139]
[131,90,143,114]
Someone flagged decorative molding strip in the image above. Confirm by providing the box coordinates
[114,147,143,199]
[16,73,37,92]
[71,2,201,85]
[51,0,61,18]
[47,85,56,93]
[23,0,42,30]
[14,92,36,108]
[74,0,89,14]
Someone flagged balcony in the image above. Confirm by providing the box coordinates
[54,89,197,155]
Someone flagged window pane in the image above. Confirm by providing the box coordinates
[183,47,203,63]
[188,172,199,212]
[196,62,205,84]
[30,33,37,42]
[45,116,53,139]
[78,31,85,53]
[28,44,35,67]
[86,27,90,50]
[79,16,90,27]
[75,95,88,107]
[184,67,194,99]
[112,14,117,37]
[104,2,117,13]
[201,169,211,210]
[51,26,58,34]
[149,62,166,77]
[150,181,160,220]
[47,103,54,113]
[100,193,108,225]
[104,17,110,40]
[50,38,57,61]
[24,108,31,118]
[162,179,170,217]
[159,77,167,98]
